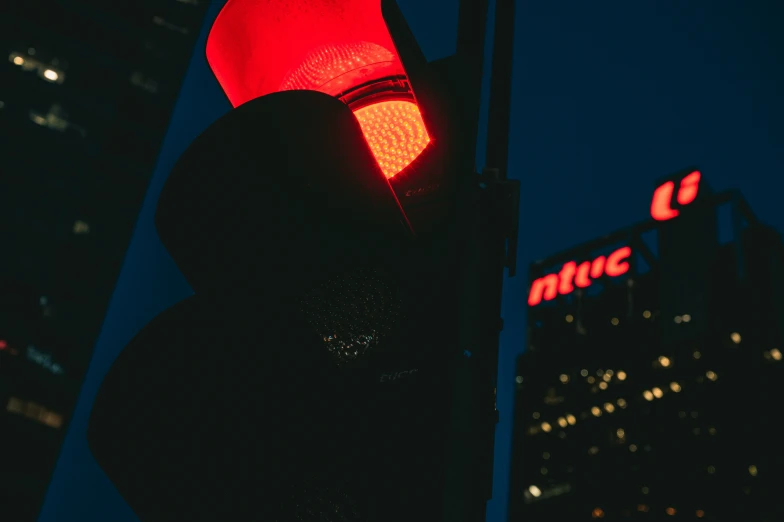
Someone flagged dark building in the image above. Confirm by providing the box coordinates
[0,1,210,519]
[508,174,784,521]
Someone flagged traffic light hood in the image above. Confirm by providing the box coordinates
[155,90,414,298]
[206,0,405,106]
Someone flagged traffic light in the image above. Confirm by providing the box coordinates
[87,1,519,521]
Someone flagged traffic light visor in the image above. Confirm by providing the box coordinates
[206,0,431,179]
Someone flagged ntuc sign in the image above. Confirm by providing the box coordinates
[528,246,632,306]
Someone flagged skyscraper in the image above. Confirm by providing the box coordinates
[508,171,784,521]
[0,1,210,519]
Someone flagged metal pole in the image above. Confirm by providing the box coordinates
[484,0,516,178]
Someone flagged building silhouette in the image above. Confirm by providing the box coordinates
[0,1,210,519]
[508,173,784,521]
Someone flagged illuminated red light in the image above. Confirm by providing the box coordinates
[651,170,702,221]
[0,339,7,350]
[528,246,632,306]
[206,0,431,178]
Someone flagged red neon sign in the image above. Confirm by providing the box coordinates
[650,170,701,221]
[528,246,632,306]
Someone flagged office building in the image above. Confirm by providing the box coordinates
[508,171,784,521]
[0,1,210,519]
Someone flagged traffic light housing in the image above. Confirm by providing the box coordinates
[88,1,519,521]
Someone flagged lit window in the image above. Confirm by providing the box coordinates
[610,317,619,326]
[565,314,574,323]
[749,465,758,476]
[658,356,671,367]
[651,387,663,398]
[643,390,654,401]
[617,370,627,381]
[72,220,90,234]
[559,373,569,383]
[669,382,681,393]
[642,310,651,318]
[705,370,717,381]
[730,332,741,344]
[591,406,602,417]
[528,485,542,497]
[598,382,608,390]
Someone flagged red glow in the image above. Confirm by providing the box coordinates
[0,340,6,350]
[574,262,592,288]
[651,170,702,221]
[605,246,631,277]
[528,246,632,306]
[206,0,430,179]
[677,170,701,205]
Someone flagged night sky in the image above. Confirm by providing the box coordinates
[39,1,783,521]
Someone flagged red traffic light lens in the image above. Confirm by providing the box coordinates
[354,100,429,179]
[206,0,431,179]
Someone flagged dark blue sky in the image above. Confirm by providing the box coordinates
[39,1,783,521]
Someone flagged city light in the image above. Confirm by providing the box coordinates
[611,317,619,326]
[591,406,602,417]
[565,314,574,323]
[731,332,742,344]
[643,310,651,318]
[682,314,691,322]
[771,348,782,361]
[669,381,682,392]
[604,402,615,413]
[43,69,59,81]
[749,465,758,476]
[617,370,627,381]
[706,370,717,381]
[557,417,568,428]
[528,485,542,497]
[559,373,570,383]
[643,390,654,401]
[651,387,663,398]
[541,422,552,432]
[658,356,671,367]
[566,414,577,425]
[598,382,608,390]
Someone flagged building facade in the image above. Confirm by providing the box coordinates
[0,1,210,519]
[508,173,784,521]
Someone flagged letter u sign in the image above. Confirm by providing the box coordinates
[650,170,701,221]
